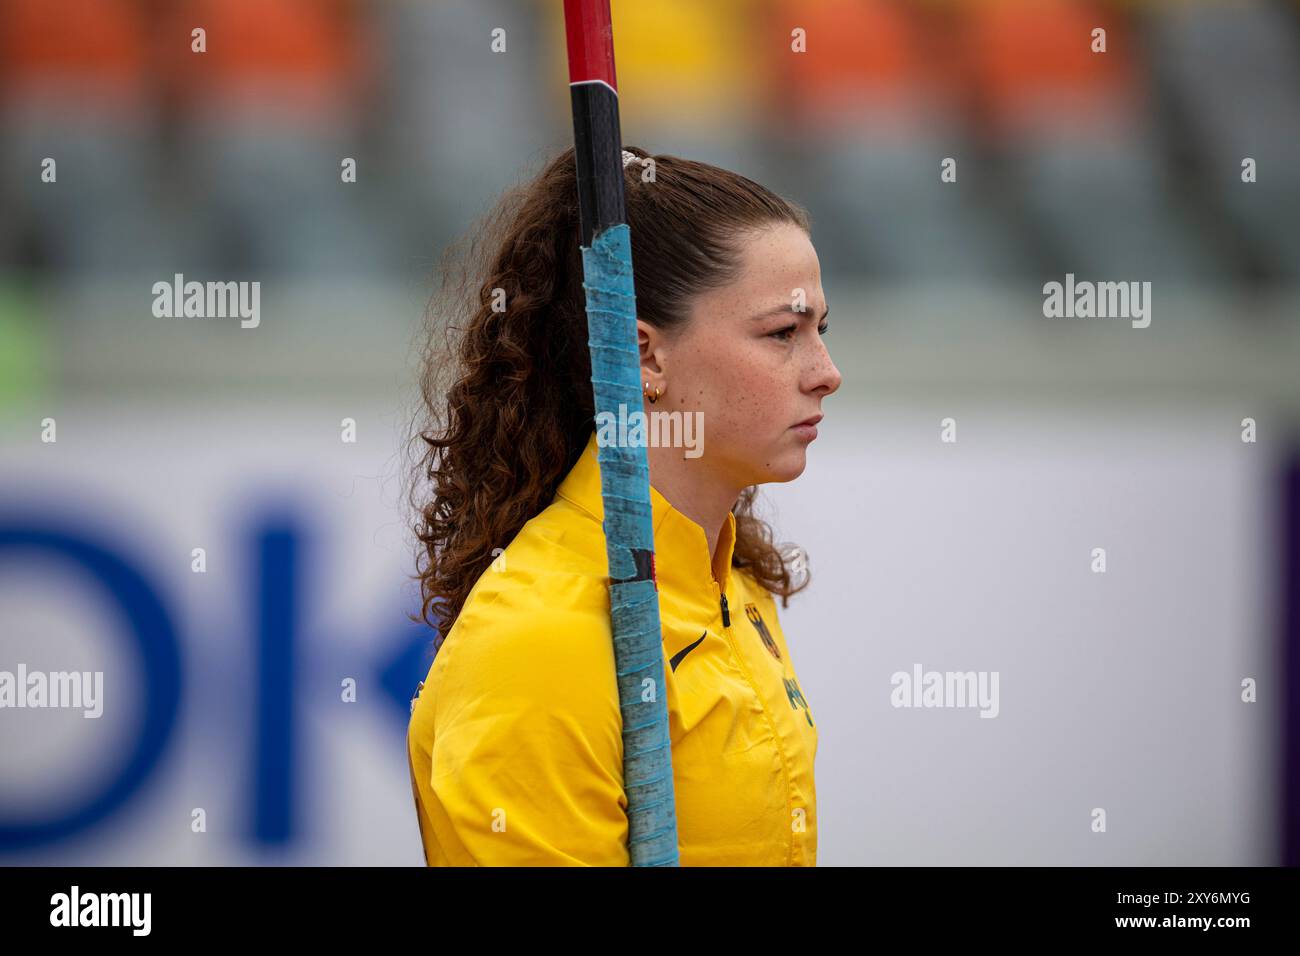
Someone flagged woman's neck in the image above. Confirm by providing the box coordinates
[646,444,740,584]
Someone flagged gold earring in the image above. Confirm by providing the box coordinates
[643,381,662,404]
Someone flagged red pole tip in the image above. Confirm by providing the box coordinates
[563,0,618,91]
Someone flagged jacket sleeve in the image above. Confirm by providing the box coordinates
[424,587,631,865]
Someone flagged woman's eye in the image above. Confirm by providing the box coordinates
[769,322,829,340]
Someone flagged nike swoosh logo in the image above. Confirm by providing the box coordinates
[669,631,708,672]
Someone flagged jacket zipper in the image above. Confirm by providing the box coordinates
[711,577,798,865]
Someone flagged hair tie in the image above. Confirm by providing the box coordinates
[622,149,638,168]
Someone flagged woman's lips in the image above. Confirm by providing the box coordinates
[791,415,822,441]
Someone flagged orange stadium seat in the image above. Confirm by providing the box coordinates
[764,0,927,128]
[0,0,147,103]
[959,0,1141,134]
[160,0,370,113]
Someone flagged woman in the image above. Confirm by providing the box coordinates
[406,145,841,866]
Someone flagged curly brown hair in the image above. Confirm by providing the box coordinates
[407,145,814,639]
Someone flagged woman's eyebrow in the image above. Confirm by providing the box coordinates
[752,303,830,321]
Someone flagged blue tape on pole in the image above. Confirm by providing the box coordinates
[581,223,679,867]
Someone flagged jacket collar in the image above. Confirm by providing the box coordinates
[556,430,736,603]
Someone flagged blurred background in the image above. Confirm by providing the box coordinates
[0,0,1297,865]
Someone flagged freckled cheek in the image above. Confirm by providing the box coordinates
[688,344,776,425]
[707,366,774,436]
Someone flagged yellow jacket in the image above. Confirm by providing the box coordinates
[407,430,818,865]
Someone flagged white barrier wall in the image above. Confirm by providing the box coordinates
[0,398,1280,864]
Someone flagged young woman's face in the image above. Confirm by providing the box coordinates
[640,221,842,488]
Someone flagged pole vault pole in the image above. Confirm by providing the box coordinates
[562,0,679,866]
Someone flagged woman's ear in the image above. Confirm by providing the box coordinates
[637,318,665,378]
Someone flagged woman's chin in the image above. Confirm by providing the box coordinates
[759,444,809,484]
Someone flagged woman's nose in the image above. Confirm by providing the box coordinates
[811,340,842,394]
